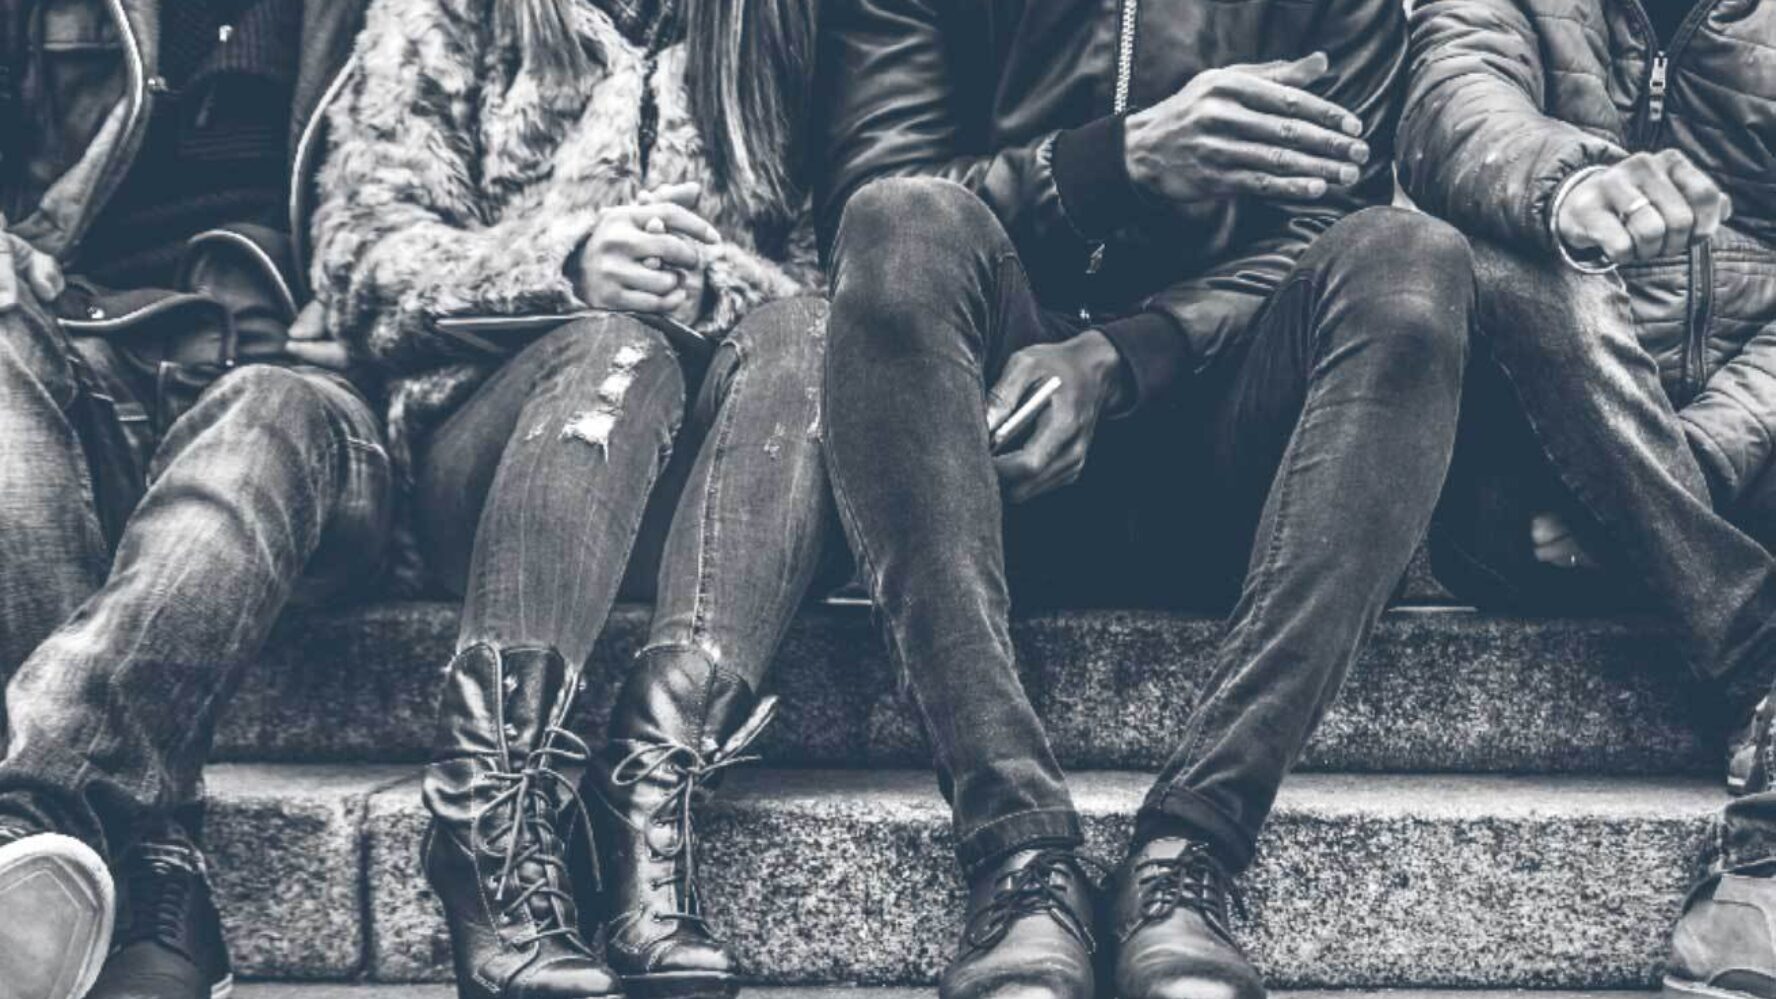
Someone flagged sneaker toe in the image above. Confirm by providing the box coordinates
[0,833,116,999]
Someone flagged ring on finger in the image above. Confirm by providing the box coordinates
[1620,196,1654,219]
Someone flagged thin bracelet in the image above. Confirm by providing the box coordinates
[1548,165,1618,274]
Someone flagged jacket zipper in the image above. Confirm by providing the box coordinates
[1085,0,1139,279]
[1683,239,1714,402]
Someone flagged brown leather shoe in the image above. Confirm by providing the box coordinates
[1665,872,1776,999]
[939,848,1097,999]
[1108,838,1262,999]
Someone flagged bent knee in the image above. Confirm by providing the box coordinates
[728,297,829,381]
[834,177,1011,278]
[540,314,688,426]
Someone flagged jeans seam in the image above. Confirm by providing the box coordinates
[689,336,750,652]
[1174,273,1316,775]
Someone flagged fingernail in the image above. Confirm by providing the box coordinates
[1350,142,1370,164]
[1308,179,1328,197]
[1339,165,1360,184]
[1342,117,1362,136]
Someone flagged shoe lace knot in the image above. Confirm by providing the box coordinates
[963,849,1099,955]
[1133,843,1245,939]
[472,724,594,948]
[608,695,778,929]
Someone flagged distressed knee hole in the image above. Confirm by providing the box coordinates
[560,343,654,457]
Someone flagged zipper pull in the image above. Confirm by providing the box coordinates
[1648,53,1669,123]
[1086,242,1106,275]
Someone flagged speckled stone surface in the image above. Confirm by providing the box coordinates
[204,764,411,978]
[362,769,1722,986]
[217,606,1709,775]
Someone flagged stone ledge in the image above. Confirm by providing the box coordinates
[204,764,410,979]
[361,770,1720,987]
[219,605,1713,776]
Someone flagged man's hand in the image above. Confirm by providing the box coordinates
[987,330,1129,504]
[1555,150,1732,264]
[1531,511,1598,571]
[1124,51,1368,209]
[574,186,720,315]
[0,228,64,312]
[284,301,352,370]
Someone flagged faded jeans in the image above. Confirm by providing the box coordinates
[0,294,392,857]
[415,301,832,694]
[823,177,1473,875]
[1433,239,1776,871]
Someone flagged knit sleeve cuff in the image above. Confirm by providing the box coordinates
[1051,115,1147,242]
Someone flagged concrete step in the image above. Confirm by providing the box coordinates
[220,604,1716,775]
[193,764,1722,986]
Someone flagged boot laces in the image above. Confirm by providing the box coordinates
[118,842,204,948]
[473,725,595,948]
[1133,842,1245,940]
[608,696,778,929]
[962,849,1099,955]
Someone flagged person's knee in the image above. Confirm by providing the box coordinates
[832,178,1010,308]
[199,365,335,438]
[1324,209,1472,372]
[731,297,829,384]
[1469,235,1631,361]
[537,314,689,437]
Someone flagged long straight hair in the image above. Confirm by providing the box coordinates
[497,0,819,229]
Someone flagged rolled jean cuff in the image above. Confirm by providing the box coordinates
[1718,793,1776,875]
[1138,784,1257,873]
[956,806,1084,878]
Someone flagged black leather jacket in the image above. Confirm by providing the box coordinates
[815,0,1408,411]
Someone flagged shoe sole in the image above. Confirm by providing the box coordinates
[213,973,236,999]
[0,833,115,999]
[1664,976,1775,999]
[623,972,741,999]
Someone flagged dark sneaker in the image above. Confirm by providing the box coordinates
[88,835,233,999]
[940,848,1098,999]
[1727,696,1776,796]
[1107,837,1263,999]
[0,823,116,999]
[1665,871,1776,999]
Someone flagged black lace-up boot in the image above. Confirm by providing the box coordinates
[422,644,622,999]
[582,649,778,999]
[0,821,114,999]
[940,848,1098,999]
[1107,837,1262,999]
[88,830,233,999]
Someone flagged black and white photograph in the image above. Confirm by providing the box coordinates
[0,0,1772,998]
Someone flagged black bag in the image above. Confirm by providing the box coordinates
[55,222,303,436]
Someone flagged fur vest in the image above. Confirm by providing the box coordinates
[310,0,820,593]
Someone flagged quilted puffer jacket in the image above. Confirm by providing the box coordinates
[1398,0,1776,505]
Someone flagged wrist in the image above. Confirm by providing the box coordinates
[1122,109,1158,199]
[1548,165,1616,274]
[1076,328,1133,413]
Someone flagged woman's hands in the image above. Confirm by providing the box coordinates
[572,182,720,319]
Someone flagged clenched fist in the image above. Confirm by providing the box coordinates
[1555,150,1732,265]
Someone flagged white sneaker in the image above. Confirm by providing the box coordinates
[0,830,116,999]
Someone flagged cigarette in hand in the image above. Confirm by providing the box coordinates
[990,376,1063,451]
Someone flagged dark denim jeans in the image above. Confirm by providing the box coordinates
[415,301,832,693]
[1434,239,1776,872]
[823,177,1472,875]
[0,295,392,858]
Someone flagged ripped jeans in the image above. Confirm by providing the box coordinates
[415,300,832,693]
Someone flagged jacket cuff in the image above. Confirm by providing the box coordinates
[1098,311,1191,416]
[1051,116,1146,242]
